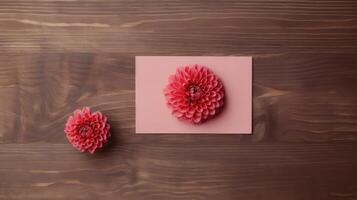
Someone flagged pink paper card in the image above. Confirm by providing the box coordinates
[136,56,252,134]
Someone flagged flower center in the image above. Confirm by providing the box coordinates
[188,84,202,102]
[79,124,93,136]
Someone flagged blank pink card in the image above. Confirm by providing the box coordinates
[136,56,252,134]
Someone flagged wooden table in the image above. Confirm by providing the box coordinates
[1,0,357,199]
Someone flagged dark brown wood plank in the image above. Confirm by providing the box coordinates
[0,0,357,53]
[0,53,356,144]
[1,143,357,200]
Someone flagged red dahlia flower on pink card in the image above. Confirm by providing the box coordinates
[65,107,110,154]
[164,64,225,124]
[135,56,252,134]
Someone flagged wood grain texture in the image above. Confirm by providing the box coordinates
[0,0,357,199]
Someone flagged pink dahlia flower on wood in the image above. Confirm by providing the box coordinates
[164,64,225,124]
[65,107,111,154]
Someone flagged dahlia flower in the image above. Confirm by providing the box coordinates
[164,64,225,124]
[65,107,111,153]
